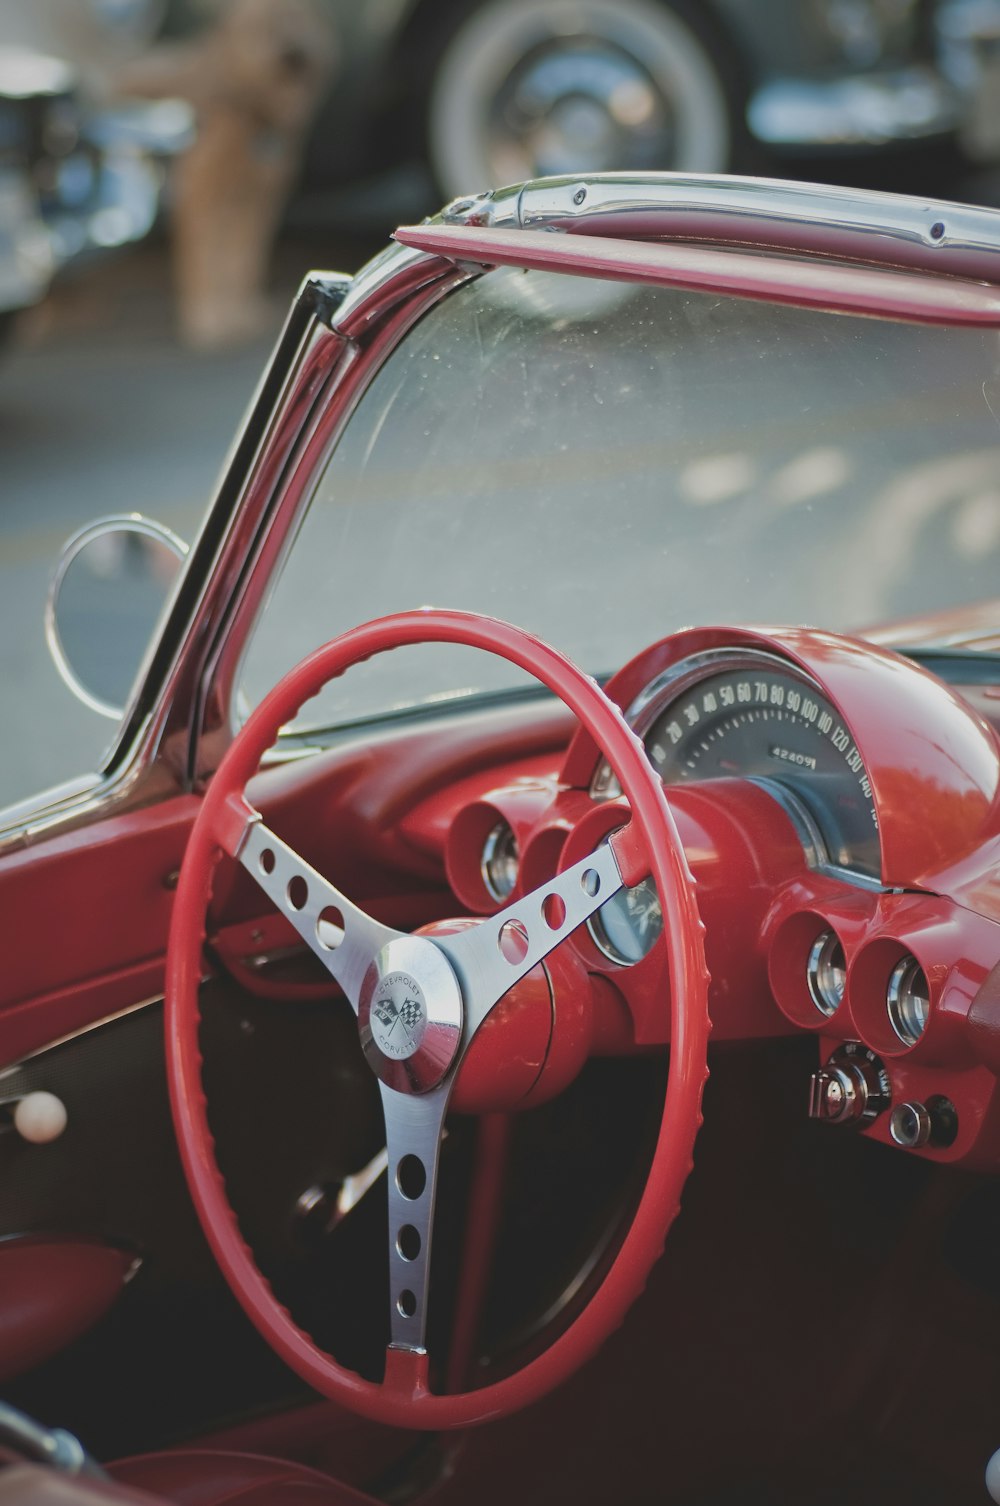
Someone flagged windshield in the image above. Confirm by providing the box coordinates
[240,265,1000,729]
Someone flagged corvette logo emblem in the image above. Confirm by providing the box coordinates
[368,972,427,1060]
[373,995,423,1034]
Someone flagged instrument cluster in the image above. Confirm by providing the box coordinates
[441,626,1000,1170]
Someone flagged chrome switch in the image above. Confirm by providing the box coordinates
[809,1045,889,1126]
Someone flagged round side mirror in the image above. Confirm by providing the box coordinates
[46,514,188,720]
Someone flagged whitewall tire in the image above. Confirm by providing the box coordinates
[427,0,737,200]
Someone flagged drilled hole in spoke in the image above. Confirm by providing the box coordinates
[542,893,566,930]
[397,1224,421,1261]
[397,1290,417,1318]
[498,919,529,965]
[259,849,275,875]
[396,1155,426,1200]
[287,875,308,911]
[317,906,345,949]
[581,868,601,897]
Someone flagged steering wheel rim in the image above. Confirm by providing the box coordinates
[165,609,710,1429]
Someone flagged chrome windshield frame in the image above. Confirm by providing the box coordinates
[3,170,999,854]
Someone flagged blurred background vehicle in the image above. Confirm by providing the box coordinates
[0,52,59,348]
[4,0,1000,334]
[33,0,1000,225]
[0,14,189,350]
[938,0,1000,162]
[301,0,1000,219]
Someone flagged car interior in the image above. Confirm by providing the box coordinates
[3,173,1000,1506]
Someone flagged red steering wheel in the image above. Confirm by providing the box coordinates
[165,610,710,1429]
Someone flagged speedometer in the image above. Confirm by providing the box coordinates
[587,647,882,964]
[639,651,880,879]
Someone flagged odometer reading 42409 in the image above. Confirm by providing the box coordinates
[642,656,880,879]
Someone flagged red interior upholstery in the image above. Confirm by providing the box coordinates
[0,1465,157,1506]
[108,1452,380,1506]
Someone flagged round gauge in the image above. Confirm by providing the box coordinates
[589,870,663,966]
[639,652,880,879]
[481,819,519,902]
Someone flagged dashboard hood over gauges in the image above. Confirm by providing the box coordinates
[563,626,1000,896]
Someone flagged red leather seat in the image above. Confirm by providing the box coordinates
[109,1450,379,1506]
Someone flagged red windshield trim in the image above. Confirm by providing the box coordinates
[394,223,1000,328]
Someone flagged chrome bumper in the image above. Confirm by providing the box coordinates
[748,65,962,150]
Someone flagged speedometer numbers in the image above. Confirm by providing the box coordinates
[641,658,880,881]
[584,648,881,967]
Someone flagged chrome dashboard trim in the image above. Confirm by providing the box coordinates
[591,648,812,798]
[625,648,815,739]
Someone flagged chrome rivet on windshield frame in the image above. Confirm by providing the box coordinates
[929,221,945,241]
[573,186,587,204]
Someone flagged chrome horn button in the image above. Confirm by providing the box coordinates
[358,936,463,1093]
[369,971,429,1061]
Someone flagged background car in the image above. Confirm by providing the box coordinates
[0,40,189,348]
[299,0,1000,216]
[102,0,1000,223]
[0,51,59,345]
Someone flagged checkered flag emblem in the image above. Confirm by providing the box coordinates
[398,998,423,1033]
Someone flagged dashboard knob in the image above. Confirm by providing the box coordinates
[11,1091,68,1144]
[889,1100,932,1149]
[809,1046,889,1126]
[888,1096,958,1151]
[986,1447,1000,1504]
[809,1066,864,1123]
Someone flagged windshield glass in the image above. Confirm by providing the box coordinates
[241,265,1000,729]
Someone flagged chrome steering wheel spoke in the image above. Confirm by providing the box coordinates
[226,809,626,1369]
[435,842,626,1042]
[235,817,402,1012]
[379,1080,450,1353]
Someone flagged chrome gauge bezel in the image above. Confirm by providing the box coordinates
[886,954,931,1047]
[591,646,882,913]
[589,652,816,967]
[586,866,663,968]
[592,649,815,799]
[481,818,519,903]
[806,929,847,1018]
